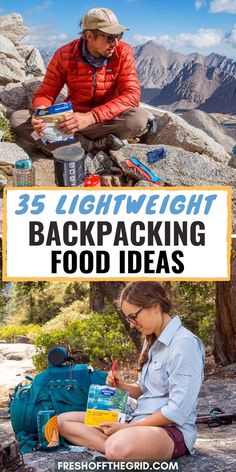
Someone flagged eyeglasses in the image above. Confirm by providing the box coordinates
[98,32,123,43]
[125,307,144,324]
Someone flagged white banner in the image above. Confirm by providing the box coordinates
[3,187,231,281]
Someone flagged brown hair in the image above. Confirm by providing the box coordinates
[120,282,172,370]
[81,29,102,40]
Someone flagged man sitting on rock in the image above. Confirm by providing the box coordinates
[11,7,150,154]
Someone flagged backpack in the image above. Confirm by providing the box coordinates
[9,363,107,453]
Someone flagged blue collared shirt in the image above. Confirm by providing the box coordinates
[81,39,108,68]
[130,315,205,453]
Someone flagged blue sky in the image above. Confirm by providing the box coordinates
[0,0,236,58]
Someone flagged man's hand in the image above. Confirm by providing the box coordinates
[57,111,96,133]
[99,422,129,436]
[31,105,47,134]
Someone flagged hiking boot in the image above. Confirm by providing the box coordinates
[140,117,159,144]
[94,133,126,151]
[79,133,125,152]
[1,441,35,472]
[37,146,54,158]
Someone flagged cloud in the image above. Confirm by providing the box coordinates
[34,1,53,12]
[133,34,159,44]
[26,1,53,16]
[22,23,68,49]
[195,0,205,10]
[225,23,236,46]
[209,0,236,13]
[133,28,223,49]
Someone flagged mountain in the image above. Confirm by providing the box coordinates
[40,47,57,67]
[134,41,236,113]
[40,40,236,114]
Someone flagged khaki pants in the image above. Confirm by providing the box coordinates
[10,107,150,152]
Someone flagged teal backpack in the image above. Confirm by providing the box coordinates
[9,359,107,453]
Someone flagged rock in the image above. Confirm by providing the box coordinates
[228,156,236,169]
[16,44,33,60]
[181,109,236,155]
[217,363,236,374]
[0,13,29,45]
[135,179,156,187]
[0,82,28,111]
[100,175,126,186]
[0,165,13,176]
[0,343,36,395]
[0,343,35,359]
[26,48,46,76]
[85,150,114,175]
[0,56,26,84]
[141,104,231,163]
[0,142,29,165]
[14,335,30,343]
[0,172,7,188]
[33,154,56,187]
[23,77,45,109]
[111,144,236,186]
[54,84,68,105]
[0,102,8,116]
[110,143,236,232]
[5,353,24,360]
[0,34,24,62]
[0,130,4,141]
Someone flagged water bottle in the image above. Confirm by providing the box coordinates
[13,159,35,186]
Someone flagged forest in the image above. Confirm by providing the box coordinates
[0,267,235,372]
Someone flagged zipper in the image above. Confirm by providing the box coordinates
[91,70,97,107]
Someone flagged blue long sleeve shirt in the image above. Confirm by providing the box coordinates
[130,315,205,453]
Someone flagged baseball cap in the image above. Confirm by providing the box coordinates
[81,7,129,35]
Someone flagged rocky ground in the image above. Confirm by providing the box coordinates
[1,130,236,235]
[0,343,235,471]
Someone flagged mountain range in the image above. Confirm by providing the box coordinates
[40,40,236,114]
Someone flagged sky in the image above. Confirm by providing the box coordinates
[0,0,236,59]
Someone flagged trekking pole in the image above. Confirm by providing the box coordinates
[196,407,236,427]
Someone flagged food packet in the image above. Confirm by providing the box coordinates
[34,102,74,145]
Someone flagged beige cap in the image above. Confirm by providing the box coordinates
[81,7,129,34]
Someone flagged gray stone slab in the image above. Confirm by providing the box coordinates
[0,142,29,164]
[110,144,236,232]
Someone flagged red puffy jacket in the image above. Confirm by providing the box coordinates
[32,38,140,123]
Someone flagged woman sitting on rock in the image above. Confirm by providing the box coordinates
[58,281,205,461]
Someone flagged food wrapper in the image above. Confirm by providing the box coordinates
[34,102,74,145]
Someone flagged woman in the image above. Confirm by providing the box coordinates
[58,282,205,461]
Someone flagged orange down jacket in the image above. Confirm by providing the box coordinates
[32,38,141,123]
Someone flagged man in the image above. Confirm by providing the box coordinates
[11,7,150,153]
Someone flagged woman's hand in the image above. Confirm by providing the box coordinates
[57,111,96,133]
[106,369,125,388]
[100,422,129,436]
